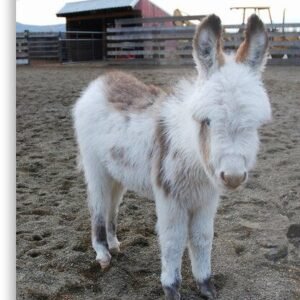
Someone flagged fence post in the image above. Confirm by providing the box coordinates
[92,33,95,60]
[24,30,28,60]
[58,32,63,63]
[24,30,29,63]
[100,19,107,61]
[76,31,78,61]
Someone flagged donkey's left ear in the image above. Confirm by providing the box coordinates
[236,14,269,72]
[193,14,224,77]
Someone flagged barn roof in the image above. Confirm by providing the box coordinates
[57,0,140,16]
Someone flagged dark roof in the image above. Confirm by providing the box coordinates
[57,0,139,16]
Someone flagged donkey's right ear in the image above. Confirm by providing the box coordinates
[193,14,224,78]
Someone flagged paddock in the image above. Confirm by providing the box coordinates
[16,17,300,64]
[16,64,300,299]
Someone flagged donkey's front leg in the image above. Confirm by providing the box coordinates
[155,194,188,300]
[188,201,218,299]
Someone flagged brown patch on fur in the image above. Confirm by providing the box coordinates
[110,146,125,161]
[110,146,131,167]
[148,84,162,96]
[155,120,172,196]
[199,121,211,173]
[217,50,225,67]
[236,14,268,63]
[104,71,164,113]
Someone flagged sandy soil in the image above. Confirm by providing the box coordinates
[16,64,300,300]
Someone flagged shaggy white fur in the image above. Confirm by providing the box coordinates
[73,14,271,300]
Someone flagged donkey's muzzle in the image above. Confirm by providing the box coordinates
[220,171,247,189]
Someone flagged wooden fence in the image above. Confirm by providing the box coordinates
[16,31,60,62]
[16,16,300,65]
[107,16,300,65]
[16,31,104,63]
[16,32,29,64]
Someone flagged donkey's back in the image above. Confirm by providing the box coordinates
[73,71,166,198]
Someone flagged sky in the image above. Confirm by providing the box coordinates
[16,0,300,25]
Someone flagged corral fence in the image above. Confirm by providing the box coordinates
[16,15,300,65]
[107,16,300,65]
[16,31,105,63]
[60,31,105,62]
[16,31,29,65]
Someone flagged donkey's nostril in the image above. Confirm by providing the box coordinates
[220,171,225,182]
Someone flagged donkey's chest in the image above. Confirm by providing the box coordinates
[173,167,216,205]
[157,154,218,209]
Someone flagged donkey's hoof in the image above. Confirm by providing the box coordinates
[109,246,120,256]
[197,277,217,299]
[163,286,181,300]
[108,238,120,255]
[96,252,112,270]
[97,258,111,270]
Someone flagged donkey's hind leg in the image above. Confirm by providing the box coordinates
[83,155,119,269]
[106,180,125,254]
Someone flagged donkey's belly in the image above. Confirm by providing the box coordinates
[97,114,156,200]
[105,156,155,200]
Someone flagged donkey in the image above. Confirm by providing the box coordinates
[73,14,271,299]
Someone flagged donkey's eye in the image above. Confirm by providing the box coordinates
[202,118,211,126]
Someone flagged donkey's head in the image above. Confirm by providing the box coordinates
[192,14,271,190]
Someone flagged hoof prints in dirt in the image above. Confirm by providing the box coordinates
[17,66,300,299]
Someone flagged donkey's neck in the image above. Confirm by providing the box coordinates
[160,80,201,164]
[157,81,216,197]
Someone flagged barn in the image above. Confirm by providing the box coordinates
[57,0,170,61]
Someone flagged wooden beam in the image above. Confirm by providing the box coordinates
[115,15,206,25]
[107,32,195,41]
[107,26,195,33]
[65,10,140,22]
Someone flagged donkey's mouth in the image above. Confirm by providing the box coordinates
[224,183,244,191]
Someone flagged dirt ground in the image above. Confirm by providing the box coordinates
[16,63,300,300]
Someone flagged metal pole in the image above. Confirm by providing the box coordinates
[268,8,273,28]
[92,33,95,60]
[282,8,286,34]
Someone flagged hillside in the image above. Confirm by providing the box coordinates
[16,22,66,32]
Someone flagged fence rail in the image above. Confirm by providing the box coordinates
[16,31,105,62]
[16,17,300,65]
[106,17,300,65]
[16,33,29,64]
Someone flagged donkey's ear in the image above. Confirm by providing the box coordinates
[193,14,224,77]
[236,14,268,71]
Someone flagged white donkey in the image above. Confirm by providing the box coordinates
[73,14,271,299]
